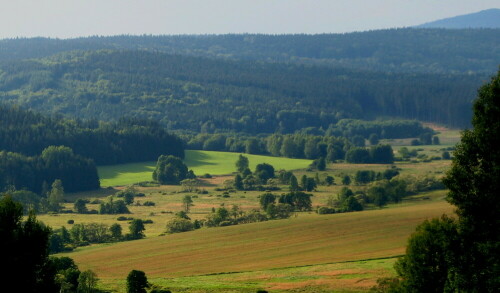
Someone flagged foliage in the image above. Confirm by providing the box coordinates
[127,270,149,293]
[182,195,194,213]
[0,47,485,136]
[394,216,459,292]
[279,191,313,211]
[254,163,275,184]
[128,219,146,240]
[0,195,56,291]
[0,146,99,193]
[266,203,294,219]
[99,197,130,214]
[153,155,193,185]
[74,198,88,214]
[385,69,500,292]
[341,175,351,185]
[165,217,195,234]
[77,269,99,293]
[9,190,42,214]
[259,193,276,210]
[440,69,500,291]
[289,174,300,191]
[235,154,249,173]
[0,105,184,165]
[110,223,122,240]
[317,206,336,215]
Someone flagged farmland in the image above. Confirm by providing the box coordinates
[59,192,452,292]
[39,128,459,292]
[98,150,312,187]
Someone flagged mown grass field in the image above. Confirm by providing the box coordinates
[61,196,452,292]
[98,150,312,187]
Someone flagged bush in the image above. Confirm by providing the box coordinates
[165,218,194,233]
[317,206,336,214]
[143,201,156,206]
[142,219,154,224]
[67,219,74,224]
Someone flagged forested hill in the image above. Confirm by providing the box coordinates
[0,28,498,74]
[0,104,185,165]
[417,9,500,29]
[0,50,485,130]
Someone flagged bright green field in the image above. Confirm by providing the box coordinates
[98,150,312,187]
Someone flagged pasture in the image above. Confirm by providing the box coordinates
[98,150,312,186]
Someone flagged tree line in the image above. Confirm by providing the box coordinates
[0,146,99,193]
[0,104,185,165]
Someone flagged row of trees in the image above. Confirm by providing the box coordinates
[50,219,146,253]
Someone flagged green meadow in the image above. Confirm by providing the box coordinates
[98,150,312,186]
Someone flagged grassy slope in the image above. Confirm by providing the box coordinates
[63,198,452,291]
[98,150,312,186]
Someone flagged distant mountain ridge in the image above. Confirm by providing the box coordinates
[417,8,500,29]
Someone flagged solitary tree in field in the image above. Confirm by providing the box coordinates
[153,155,190,185]
[128,219,145,240]
[126,270,149,293]
[235,154,249,173]
[182,195,194,213]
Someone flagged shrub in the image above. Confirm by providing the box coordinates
[165,218,194,233]
[317,206,336,214]
[143,201,155,206]
[67,219,75,224]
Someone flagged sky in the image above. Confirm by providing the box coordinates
[0,0,498,38]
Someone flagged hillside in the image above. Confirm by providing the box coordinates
[63,198,453,291]
[417,9,500,29]
[0,50,485,130]
[0,29,498,74]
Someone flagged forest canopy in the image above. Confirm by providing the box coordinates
[0,50,485,131]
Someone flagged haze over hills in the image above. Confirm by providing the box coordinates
[417,8,500,29]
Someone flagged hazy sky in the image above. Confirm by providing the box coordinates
[0,0,498,38]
